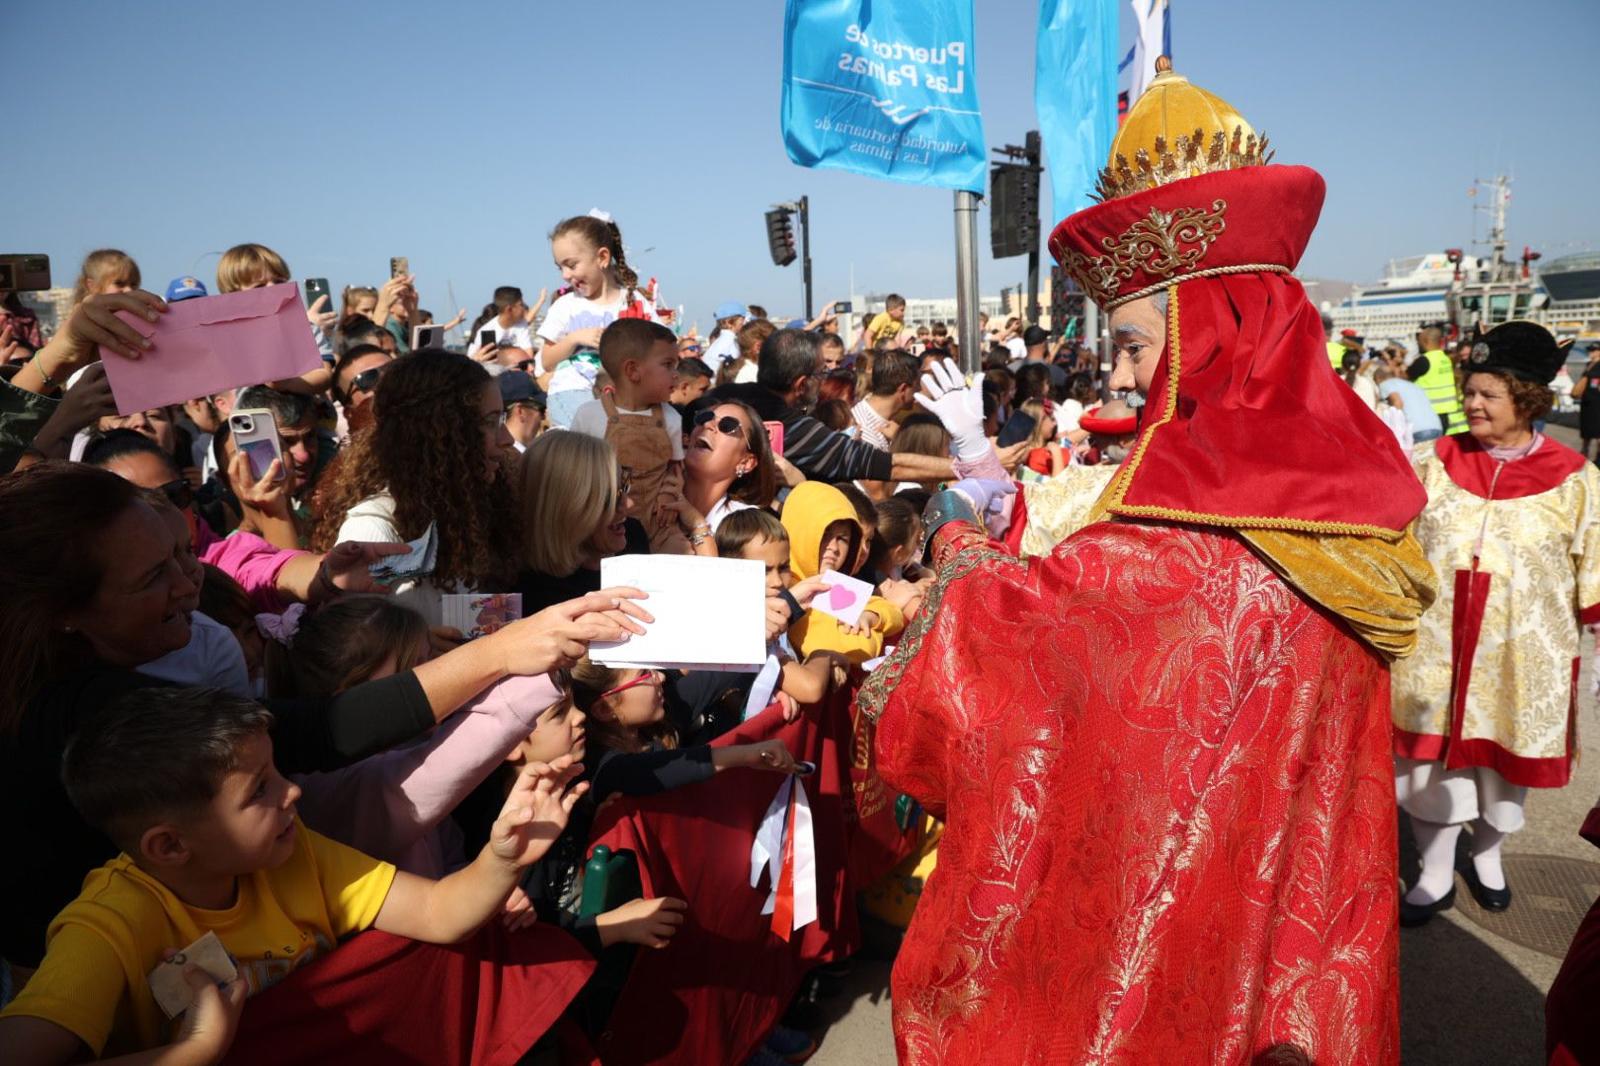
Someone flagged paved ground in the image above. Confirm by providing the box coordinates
[808,427,1600,1064]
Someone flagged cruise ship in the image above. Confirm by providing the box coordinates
[1325,176,1598,347]
[1539,251,1600,338]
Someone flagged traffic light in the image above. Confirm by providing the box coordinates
[765,207,797,267]
[1050,262,1086,341]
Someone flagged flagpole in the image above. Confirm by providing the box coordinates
[954,191,982,376]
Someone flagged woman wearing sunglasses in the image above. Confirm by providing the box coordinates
[679,400,776,536]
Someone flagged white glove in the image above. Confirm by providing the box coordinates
[914,357,989,462]
[948,478,1016,519]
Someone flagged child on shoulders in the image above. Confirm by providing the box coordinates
[571,319,694,555]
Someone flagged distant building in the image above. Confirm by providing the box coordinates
[18,288,74,339]
[857,293,1008,328]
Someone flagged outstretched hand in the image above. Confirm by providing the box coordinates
[598,895,688,949]
[948,477,1016,520]
[914,357,989,461]
[319,541,411,597]
[788,576,831,608]
[489,587,653,677]
[52,289,167,364]
[489,756,590,869]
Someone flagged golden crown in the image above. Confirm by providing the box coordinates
[1094,57,1273,202]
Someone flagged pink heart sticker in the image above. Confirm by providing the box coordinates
[828,585,857,611]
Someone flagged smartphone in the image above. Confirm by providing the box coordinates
[411,324,444,350]
[389,256,409,279]
[478,328,497,349]
[228,409,283,482]
[835,299,853,314]
[763,420,785,456]
[0,253,50,292]
[304,277,331,310]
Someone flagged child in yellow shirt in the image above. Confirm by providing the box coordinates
[0,686,585,1065]
[780,481,904,663]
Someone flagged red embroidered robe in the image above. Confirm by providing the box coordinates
[859,519,1400,1065]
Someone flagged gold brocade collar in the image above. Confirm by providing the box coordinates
[1084,473,1436,661]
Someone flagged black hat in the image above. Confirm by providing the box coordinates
[1022,325,1050,347]
[1464,321,1570,386]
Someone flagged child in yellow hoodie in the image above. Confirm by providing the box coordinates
[780,482,904,663]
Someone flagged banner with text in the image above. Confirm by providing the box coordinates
[781,0,986,193]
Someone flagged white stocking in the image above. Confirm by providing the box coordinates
[1406,815,1462,905]
[1470,820,1508,891]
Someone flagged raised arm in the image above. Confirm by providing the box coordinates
[374,757,587,943]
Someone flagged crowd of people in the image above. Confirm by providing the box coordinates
[0,217,1138,1066]
[2,180,1598,1062]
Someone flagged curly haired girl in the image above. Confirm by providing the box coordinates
[312,350,522,618]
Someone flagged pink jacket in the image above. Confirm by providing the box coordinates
[292,672,562,877]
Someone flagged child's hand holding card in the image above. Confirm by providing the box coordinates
[148,930,239,1019]
[812,569,874,628]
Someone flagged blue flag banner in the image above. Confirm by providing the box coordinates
[781,0,986,194]
[1034,0,1118,223]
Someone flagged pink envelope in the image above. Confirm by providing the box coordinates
[99,282,323,415]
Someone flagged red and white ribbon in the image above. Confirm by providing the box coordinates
[749,776,816,940]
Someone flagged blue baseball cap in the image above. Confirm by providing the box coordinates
[714,301,749,321]
[165,276,208,302]
[497,369,545,408]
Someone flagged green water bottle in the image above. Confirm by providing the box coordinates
[579,845,613,918]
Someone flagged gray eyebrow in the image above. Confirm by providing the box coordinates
[1113,323,1155,340]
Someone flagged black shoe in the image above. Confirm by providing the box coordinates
[1457,856,1512,911]
[1399,884,1456,927]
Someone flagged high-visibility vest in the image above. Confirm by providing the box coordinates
[1327,340,1345,368]
[1415,350,1467,434]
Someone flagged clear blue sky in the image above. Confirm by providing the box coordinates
[12,0,1596,329]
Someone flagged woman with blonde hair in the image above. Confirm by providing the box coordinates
[513,431,648,616]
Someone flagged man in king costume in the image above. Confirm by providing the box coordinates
[857,61,1437,1064]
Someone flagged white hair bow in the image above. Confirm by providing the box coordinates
[587,207,614,224]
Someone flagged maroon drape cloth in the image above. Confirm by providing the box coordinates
[226,922,593,1066]
[586,693,866,1065]
[1546,806,1600,1065]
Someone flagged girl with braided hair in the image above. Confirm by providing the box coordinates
[535,211,662,428]
[312,349,522,620]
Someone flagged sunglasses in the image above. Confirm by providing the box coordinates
[159,478,193,511]
[350,365,388,394]
[693,409,744,439]
[600,670,659,699]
